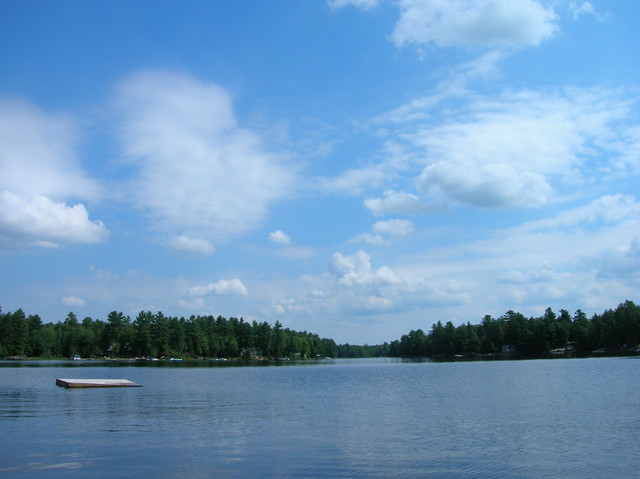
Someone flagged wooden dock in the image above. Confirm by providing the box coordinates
[56,378,142,388]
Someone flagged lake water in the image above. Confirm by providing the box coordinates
[1,357,639,478]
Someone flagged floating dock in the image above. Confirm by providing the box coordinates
[56,378,142,388]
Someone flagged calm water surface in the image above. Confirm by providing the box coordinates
[1,357,638,478]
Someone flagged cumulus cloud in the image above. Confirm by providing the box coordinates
[331,250,401,287]
[269,229,291,245]
[372,219,415,236]
[187,279,248,297]
[0,100,106,249]
[115,70,295,242]
[368,61,580,215]
[169,235,215,257]
[583,195,640,223]
[61,296,87,308]
[391,0,558,49]
[0,192,108,248]
[328,0,377,11]
[401,88,637,209]
[263,251,471,323]
[419,161,552,208]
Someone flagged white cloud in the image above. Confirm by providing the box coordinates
[61,296,87,308]
[373,218,415,236]
[412,92,582,173]
[169,235,215,257]
[259,252,472,337]
[350,233,388,246]
[498,261,569,285]
[583,195,640,223]
[372,52,505,127]
[328,0,377,11]
[596,239,640,281]
[568,1,597,20]
[391,0,558,49]
[115,70,295,242]
[419,161,552,208]
[0,192,108,248]
[370,62,602,217]
[0,100,106,249]
[360,295,393,310]
[331,250,401,287]
[399,88,637,209]
[452,49,506,82]
[390,192,640,314]
[0,99,100,201]
[269,229,291,245]
[617,124,640,174]
[364,190,441,216]
[518,194,640,232]
[187,279,248,297]
[315,166,388,195]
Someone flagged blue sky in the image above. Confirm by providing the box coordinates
[1,0,639,344]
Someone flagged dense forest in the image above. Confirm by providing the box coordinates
[389,300,640,358]
[0,308,337,360]
[1,300,639,360]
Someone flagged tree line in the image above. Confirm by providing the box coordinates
[389,300,640,358]
[2,300,638,361]
[0,307,338,360]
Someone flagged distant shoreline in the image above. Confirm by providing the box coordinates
[3,349,639,363]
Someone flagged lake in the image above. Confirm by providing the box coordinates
[1,357,639,478]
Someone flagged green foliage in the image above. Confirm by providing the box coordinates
[389,300,640,359]
[336,342,390,358]
[0,307,337,360]
[0,309,28,357]
[1,300,638,361]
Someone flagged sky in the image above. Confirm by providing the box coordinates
[1,0,639,344]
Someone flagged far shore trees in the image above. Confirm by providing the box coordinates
[0,307,337,360]
[389,300,640,359]
[1,300,638,360]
